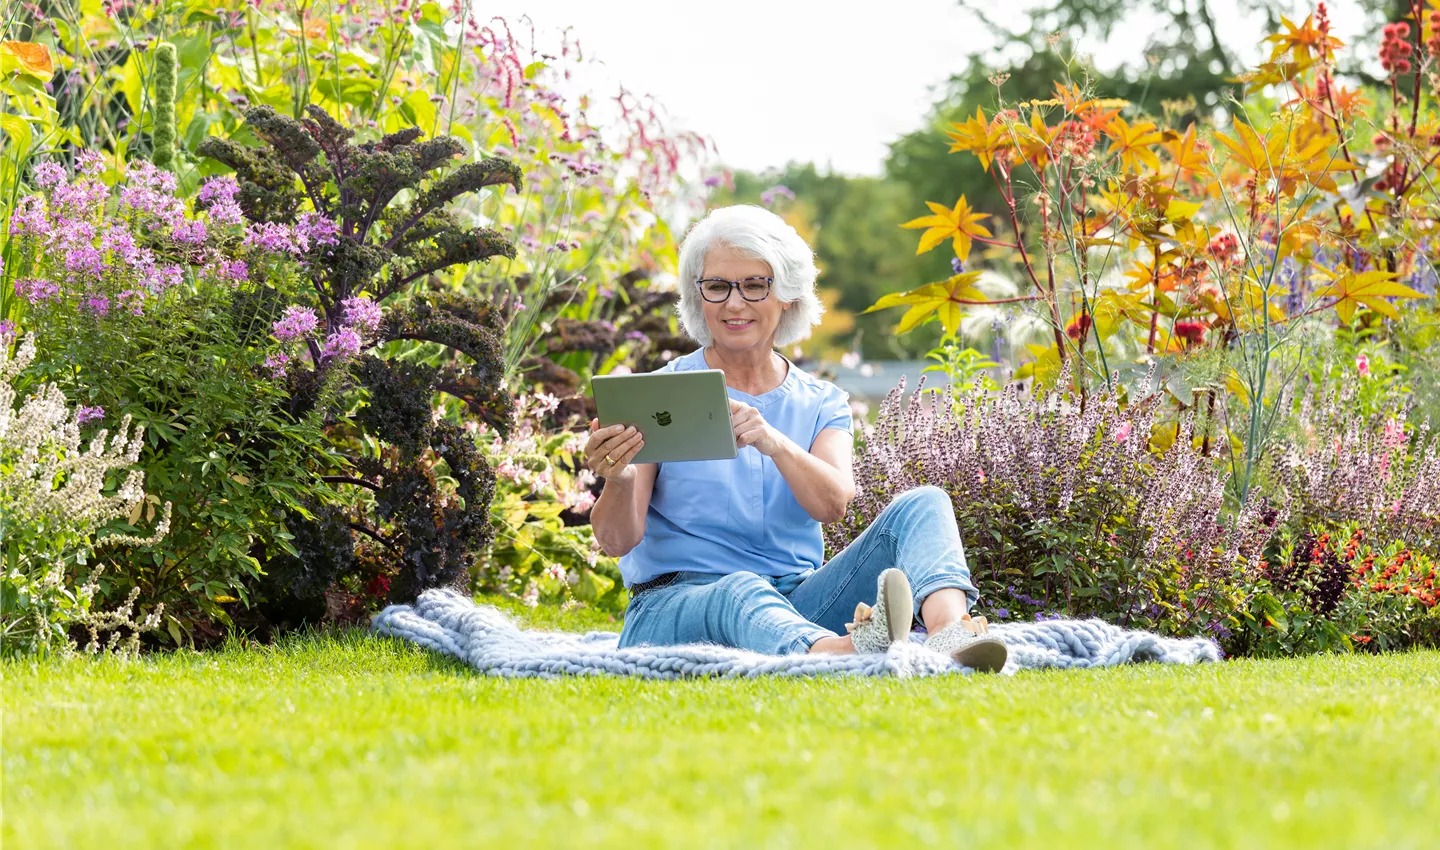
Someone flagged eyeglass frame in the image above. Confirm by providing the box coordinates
[694,275,775,303]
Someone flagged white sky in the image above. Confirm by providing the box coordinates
[485,0,1371,176]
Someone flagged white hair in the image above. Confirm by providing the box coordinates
[674,205,823,348]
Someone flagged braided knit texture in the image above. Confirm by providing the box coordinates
[372,589,1222,679]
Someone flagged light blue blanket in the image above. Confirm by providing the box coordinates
[372,589,1221,679]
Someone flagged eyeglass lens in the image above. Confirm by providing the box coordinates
[699,278,771,302]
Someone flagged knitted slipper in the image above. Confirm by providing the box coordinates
[844,568,914,654]
[924,621,1008,672]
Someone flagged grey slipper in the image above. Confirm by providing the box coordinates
[924,621,1008,672]
[845,568,914,654]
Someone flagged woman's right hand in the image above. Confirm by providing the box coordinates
[585,419,645,480]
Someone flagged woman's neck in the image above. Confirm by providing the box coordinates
[703,345,788,396]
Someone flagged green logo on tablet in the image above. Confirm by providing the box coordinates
[652,410,672,426]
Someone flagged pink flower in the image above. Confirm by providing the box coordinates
[264,352,291,377]
[16,278,59,304]
[1114,421,1134,442]
[32,161,67,188]
[170,219,209,245]
[75,405,105,425]
[295,212,340,249]
[320,327,363,360]
[82,295,111,317]
[841,351,861,370]
[1356,352,1370,378]
[273,306,320,341]
[340,295,383,331]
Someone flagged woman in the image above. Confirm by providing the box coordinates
[584,205,1006,671]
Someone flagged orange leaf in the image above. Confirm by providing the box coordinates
[1,41,54,80]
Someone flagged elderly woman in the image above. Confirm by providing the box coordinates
[584,205,1006,671]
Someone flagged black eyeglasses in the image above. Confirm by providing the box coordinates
[696,276,774,303]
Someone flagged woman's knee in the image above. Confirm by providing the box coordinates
[885,485,953,518]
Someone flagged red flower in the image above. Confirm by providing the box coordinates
[1207,232,1238,261]
[1065,313,1093,341]
[1174,320,1206,346]
[366,574,392,599]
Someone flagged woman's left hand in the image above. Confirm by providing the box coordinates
[729,399,787,456]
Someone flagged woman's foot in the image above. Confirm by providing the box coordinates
[924,620,1008,672]
[845,568,914,654]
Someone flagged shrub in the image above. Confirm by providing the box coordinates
[1269,381,1440,553]
[828,367,1280,635]
[197,105,523,614]
[473,392,621,613]
[1228,526,1440,657]
[5,154,341,645]
[0,331,169,656]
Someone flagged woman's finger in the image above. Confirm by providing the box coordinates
[584,424,624,454]
[592,426,635,455]
[595,429,641,463]
[618,437,646,464]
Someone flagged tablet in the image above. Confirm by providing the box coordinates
[590,369,737,464]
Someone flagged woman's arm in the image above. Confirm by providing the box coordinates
[730,399,855,523]
[770,429,855,523]
[584,419,658,557]
[590,462,658,557]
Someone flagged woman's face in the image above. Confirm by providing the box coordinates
[698,243,790,354]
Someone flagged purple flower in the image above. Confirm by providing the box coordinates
[101,226,142,265]
[76,151,106,177]
[75,405,105,425]
[82,295,111,317]
[0,320,16,338]
[341,295,383,331]
[32,161,67,189]
[118,289,147,316]
[295,212,340,249]
[197,177,240,206]
[951,257,966,274]
[320,327,363,360]
[210,260,249,284]
[206,201,245,227]
[145,264,184,294]
[273,305,320,341]
[244,222,304,255]
[624,330,648,341]
[992,608,1009,619]
[264,351,291,377]
[16,278,59,304]
[9,195,52,238]
[759,184,795,206]
[64,245,106,277]
[171,218,208,245]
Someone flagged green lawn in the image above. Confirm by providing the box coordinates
[4,600,1438,850]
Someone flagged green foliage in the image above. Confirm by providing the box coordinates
[474,394,624,614]
[150,43,177,170]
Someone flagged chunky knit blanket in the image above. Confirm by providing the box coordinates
[372,589,1221,679]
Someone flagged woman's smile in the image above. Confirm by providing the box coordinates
[722,318,757,330]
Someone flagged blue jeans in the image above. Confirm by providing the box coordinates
[617,486,980,655]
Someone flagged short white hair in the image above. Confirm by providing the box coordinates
[675,205,823,348]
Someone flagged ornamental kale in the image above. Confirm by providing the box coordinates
[199,105,523,612]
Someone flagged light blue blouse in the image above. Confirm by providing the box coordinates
[619,348,854,588]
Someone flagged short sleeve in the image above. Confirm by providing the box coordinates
[819,381,853,434]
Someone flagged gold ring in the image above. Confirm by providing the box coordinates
[604,454,615,464]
